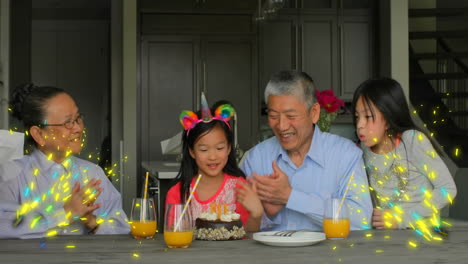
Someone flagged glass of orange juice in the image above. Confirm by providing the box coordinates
[164,203,194,248]
[130,198,157,239]
[323,197,350,240]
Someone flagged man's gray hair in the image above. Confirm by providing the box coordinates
[264,70,317,110]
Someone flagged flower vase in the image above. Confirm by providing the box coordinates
[317,110,338,132]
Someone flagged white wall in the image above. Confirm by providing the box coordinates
[379,0,409,97]
[122,0,137,214]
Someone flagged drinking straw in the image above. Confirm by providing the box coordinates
[141,172,150,221]
[174,174,202,231]
[143,171,149,200]
[336,173,354,220]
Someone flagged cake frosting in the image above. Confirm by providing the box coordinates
[195,203,245,240]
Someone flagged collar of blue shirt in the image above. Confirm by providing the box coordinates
[275,125,326,169]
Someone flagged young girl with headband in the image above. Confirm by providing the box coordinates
[165,95,263,232]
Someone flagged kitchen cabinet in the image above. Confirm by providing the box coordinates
[140,0,256,13]
[140,34,257,163]
[259,3,373,101]
[299,0,370,10]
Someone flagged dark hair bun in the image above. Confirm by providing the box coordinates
[10,83,37,121]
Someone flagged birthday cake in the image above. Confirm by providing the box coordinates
[195,204,245,241]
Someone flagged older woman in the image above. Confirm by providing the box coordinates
[0,84,129,239]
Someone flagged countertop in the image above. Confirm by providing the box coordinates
[141,160,180,179]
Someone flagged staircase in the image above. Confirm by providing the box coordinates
[409,7,468,167]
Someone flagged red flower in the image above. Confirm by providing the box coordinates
[315,89,345,113]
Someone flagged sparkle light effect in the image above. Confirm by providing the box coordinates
[366,129,455,242]
[2,130,129,236]
[13,159,126,235]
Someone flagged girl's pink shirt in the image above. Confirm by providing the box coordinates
[165,173,250,225]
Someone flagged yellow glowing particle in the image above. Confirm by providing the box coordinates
[30,216,42,229]
[66,245,76,249]
[332,246,337,250]
[384,235,390,239]
[133,253,140,258]
[376,249,384,253]
[62,194,71,202]
[447,194,453,204]
[455,148,459,157]
[33,169,39,176]
[365,233,373,238]
[442,221,452,226]
[46,230,58,237]
[408,241,417,248]
[423,200,432,208]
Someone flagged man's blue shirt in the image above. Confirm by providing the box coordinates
[242,126,372,231]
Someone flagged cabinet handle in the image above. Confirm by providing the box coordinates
[339,24,344,95]
[119,140,124,196]
[291,23,296,70]
[195,62,200,108]
[203,62,207,95]
[298,24,302,71]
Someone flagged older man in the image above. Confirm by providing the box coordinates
[242,70,372,231]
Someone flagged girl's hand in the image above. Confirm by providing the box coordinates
[372,208,398,229]
[235,180,263,219]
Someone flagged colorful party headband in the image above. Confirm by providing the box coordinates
[179,93,235,134]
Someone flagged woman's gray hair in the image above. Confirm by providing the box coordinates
[264,70,316,110]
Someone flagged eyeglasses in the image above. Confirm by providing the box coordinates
[40,114,84,130]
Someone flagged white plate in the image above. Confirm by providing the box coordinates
[253,231,326,247]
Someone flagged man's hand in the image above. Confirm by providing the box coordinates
[63,179,103,223]
[252,161,292,205]
[372,208,398,229]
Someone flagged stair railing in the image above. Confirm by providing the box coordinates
[436,38,468,130]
